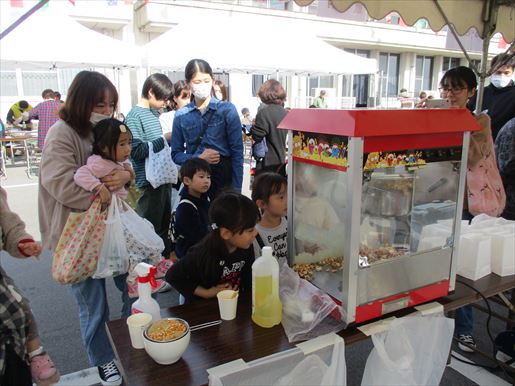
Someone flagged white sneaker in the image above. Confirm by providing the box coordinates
[457,334,476,353]
[98,360,122,386]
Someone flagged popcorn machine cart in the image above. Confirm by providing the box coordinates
[279,109,481,324]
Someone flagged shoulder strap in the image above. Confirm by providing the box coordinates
[191,104,217,153]
[178,198,198,211]
[255,233,265,249]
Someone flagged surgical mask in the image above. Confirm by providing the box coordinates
[490,74,512,89]
[215,91,223,100]
[90,112,111,126]
[192,82,212,100]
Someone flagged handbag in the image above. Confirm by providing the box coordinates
[93,196,129,278]
[467,125,506,217]
[52,198,106,284]
[145,140,178,188]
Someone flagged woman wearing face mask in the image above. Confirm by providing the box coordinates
[468,53,515,140]
[38,71,132,386]
[125,73,174,260]
[439,66,506,354]
[172,59,243,199]
[213,79,228,101]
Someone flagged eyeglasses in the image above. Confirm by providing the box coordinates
[438,86,467,94]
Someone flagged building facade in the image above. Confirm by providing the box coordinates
[0,0,508,119]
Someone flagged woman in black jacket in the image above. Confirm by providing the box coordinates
[251,80,288,175]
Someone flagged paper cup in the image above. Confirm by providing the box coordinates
[127,313,153,349]
[217,290,238,321]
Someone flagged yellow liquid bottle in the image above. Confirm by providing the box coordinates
[252,246,282,328]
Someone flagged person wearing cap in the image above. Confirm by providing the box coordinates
[313,90,328,108]
[6,100,33,128]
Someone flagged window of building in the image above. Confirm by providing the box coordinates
[22,71,59,96]
[308,75,334,95]
[250,0,288,10]
[252,74,265,96]
[378,53,399,97]
[469,59,481,71]
[415,55,434,94]
[166,71,186,83]
[344,49,370,105]
[443,57,460,71]
[0,72,17,96]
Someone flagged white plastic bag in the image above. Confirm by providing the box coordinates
[361,314,454,386]
[279,264,346,343]
[94,196,129,278]
[145,140,178,188]
[208,333,346,386]
[119,200,165,264]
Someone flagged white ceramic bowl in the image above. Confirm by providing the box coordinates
[143,318,191,365]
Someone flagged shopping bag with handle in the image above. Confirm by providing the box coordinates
[94,196,129,278]
[119,200,165,264]
[145,140,178,188]
[361,313,453,385]
[52,198,106,284]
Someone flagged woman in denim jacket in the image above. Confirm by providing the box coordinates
[171,59,243,200]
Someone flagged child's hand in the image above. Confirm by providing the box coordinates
[122,163,135,180]
[18,241,42,259]
[207,283,233,298]
[96,185,112,204]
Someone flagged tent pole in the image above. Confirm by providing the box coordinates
[475,0,499,114]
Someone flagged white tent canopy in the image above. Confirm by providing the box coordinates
[144,15,377,75]
[0,10,140,70]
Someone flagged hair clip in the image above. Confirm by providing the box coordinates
[119,124,127,133]
[211,223,218,230]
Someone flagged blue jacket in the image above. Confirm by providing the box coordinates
[171,98,243,191]
[174,190,210,259]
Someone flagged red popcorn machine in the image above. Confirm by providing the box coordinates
[278,108,481,324]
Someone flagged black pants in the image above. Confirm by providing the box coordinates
[136,183,172,257]
[207,157,233,201]
[0,345,32,386]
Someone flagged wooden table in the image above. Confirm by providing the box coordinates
[107,273,515,386]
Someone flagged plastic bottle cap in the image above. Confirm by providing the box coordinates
[262,246,273,258]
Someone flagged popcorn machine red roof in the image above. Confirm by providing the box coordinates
[278,108,481,324]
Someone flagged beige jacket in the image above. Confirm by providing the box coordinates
[0,186,32,258]
[38,120,93,251]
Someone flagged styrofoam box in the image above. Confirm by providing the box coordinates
[457,234,492,281]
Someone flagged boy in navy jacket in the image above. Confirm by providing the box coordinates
[174,158,211,258]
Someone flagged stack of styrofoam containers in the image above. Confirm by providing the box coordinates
[417,214,514,281]
[468,215,515,277]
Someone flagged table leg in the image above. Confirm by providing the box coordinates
[23,140,32,179]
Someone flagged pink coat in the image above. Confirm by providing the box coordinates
[74,155,130,200]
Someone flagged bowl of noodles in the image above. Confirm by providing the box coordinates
[143,318,190,365]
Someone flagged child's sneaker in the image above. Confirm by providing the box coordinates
[98,360,122,386]
[127,281,138,298]
[30,352,60,386]
[155,258,173,279]
[130,278,169,297]
[153,278,172,294]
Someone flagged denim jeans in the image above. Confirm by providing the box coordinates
[70,274,132,366]
[455,305,474,336]
[455,209,474,336]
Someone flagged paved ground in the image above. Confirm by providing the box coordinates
[1,162,512,385]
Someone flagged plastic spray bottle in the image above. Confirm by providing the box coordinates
[252,246,282,327]
[131,262,161,322]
